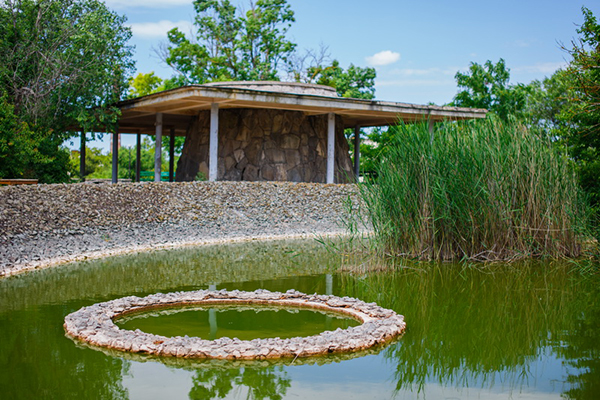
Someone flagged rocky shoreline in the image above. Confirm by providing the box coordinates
[0,181,363,278]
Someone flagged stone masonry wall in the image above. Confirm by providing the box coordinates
[176,109,353,183]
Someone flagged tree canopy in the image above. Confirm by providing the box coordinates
[562,6,600,211]
[451,59,527,120]
[0,0,135,182]
[163,0,296,84]
[155,0,375,100]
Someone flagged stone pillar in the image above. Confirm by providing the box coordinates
[155,113,163,182]
[354,125,360,181]
[209,103,219,182]
[111,129,119,184]
[327,113,335,184]
[80,130,86,182]
[169,127,175,182]
[135,133,141,183]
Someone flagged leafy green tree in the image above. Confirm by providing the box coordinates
[128,72,165,98]
[79,139,164,180]
[561,7,600,211]
[163,0,296,84]
[0,96,49,179]
[307,60,376,99]
[523,69,575,135]
[0,0,134,182]
[452,59,527,120]
[70,146,109,178]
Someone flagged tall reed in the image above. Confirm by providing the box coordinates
[359,118,588,261]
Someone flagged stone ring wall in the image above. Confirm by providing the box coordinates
[64,289,406,360]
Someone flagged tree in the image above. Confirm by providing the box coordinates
[523,69,575,135]
[0,0,135,181]
[451,59,527,120]
[562,7,600,210]
[0,96,49,179]
[128,72,165,99]
[307,60,376,99]
[162,0,296,84]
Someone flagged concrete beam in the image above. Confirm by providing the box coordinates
[209,103,219,181]
[154,113,163,182]
[327,113,335,184]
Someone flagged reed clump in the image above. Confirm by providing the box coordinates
[359,118,588,261]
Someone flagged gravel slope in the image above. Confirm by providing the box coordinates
[0,181,363,277]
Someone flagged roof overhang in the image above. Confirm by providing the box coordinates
[115,84,487,135]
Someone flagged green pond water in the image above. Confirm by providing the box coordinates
[1,239,599,399]
[116,306,359,340]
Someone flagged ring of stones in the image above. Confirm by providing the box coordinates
[64,289,406,360]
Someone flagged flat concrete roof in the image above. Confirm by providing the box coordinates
[116,83,487,135]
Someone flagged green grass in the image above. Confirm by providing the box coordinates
[358,118,589,261]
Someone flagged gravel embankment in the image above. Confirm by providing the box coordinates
[0,181,363,277]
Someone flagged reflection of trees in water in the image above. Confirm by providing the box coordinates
[553,283,600,400]
[0,305,127,399]
[189,366,291,400]
[338,262,600,396]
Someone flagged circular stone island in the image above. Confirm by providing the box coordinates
[64,289,406,360]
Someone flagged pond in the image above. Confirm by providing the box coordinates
[0,239,599,399]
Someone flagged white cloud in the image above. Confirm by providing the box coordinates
[105,0,191,9]
[377,79,455,88]
[388,67,458,77]
[129,20,193,39]
[513,62,567,75]
[366,50,400,67]
[514,39,532,48]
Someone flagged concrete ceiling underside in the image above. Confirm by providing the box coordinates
[115,85,487,136]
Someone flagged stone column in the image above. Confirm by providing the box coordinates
[80,130,86,182]
[169,127,175,182]
[209,103,219,182]
[111,129,119,184]
[135,133,141,183]
[354,125,360,181]
[155,113,163,182]
[327,113,335,184]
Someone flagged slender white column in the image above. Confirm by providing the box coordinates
[327,113,335,184]
[428,119,435,144]
[154,113,163,182]
[135,133,141,182]
[111,130,119,184]
[354,125,360,181]
[209,103,219,181]
[80,130,86,182]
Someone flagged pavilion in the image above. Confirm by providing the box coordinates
[80,81,486,184]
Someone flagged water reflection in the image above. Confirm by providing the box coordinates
[1,239,599,399]
[339,261,599,398]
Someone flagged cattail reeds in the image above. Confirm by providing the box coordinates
[359,118,588,261]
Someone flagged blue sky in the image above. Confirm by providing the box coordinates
[72,0,599,151]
